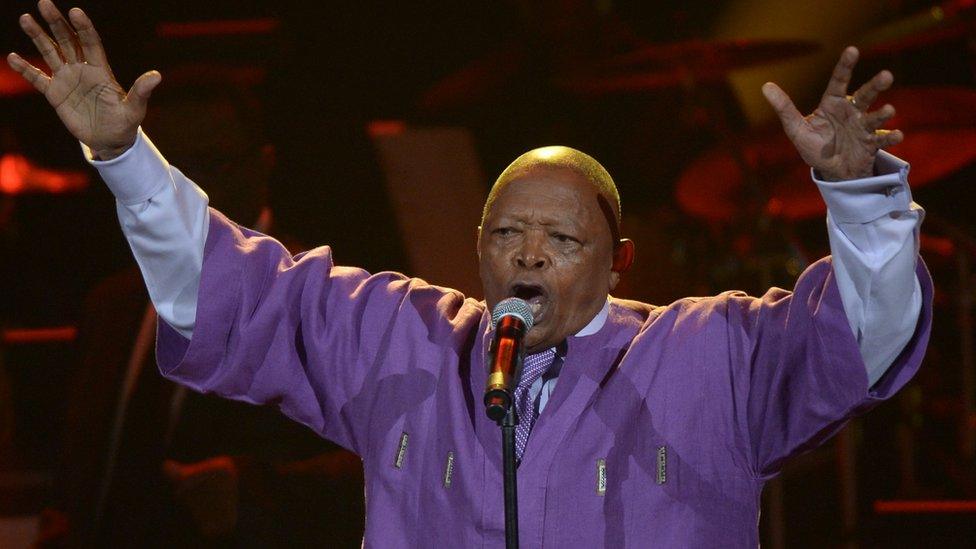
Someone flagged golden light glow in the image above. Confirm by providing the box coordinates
[532,146,566,160]
[713,0,881,127]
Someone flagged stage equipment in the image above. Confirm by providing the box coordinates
[558,39,820,95]
[858,0,976,57]
[485,297,534,549]
[675,87,976,223]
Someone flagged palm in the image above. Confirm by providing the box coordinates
[47,64,129,148]
[793,95,877,179]
[7,1,159,158]
[763,47,903,181]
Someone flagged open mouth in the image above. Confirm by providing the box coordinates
[510,282,549,323]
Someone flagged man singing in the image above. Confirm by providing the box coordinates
[9,1,930,546]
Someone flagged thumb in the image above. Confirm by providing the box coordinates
[762,82,803,137]
[125,70,162,109]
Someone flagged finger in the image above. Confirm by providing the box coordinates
[762,82,804,139]
[850,70,893,112]
[68,7,107,68]
[6,52,51,94]
[19,13,64,69]
[863,104,895,131]
[873,129,904,149]
[38,0,82,64]
[125,70,162,111]
[822,46,859,100]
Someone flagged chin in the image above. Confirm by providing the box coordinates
[524,335,545,353]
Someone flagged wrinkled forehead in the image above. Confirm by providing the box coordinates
[485,166,620,241]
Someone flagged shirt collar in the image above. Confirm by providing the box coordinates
[573,296,611,337]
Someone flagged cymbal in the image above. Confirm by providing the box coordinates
[420,37,821,110]
[0,153,89,195]
[858,0,976,57]
[417,43,526,113]
[605,38,821,70]
[676,87,976,223]
[560,38,820,94]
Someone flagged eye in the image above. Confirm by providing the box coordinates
[552,233,579,244]
[492,226,520,237]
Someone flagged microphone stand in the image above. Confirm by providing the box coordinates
[485,302,532,549]
[486,391,519,548]
[498,406,519,549]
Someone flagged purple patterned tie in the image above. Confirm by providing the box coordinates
[513,348,557,461]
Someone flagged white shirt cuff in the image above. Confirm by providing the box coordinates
[813,151,913,223]
[81,127,173,206]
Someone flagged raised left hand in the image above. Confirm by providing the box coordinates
[7,1,161,160]
[763,46,903,181]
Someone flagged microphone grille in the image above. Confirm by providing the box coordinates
[491,297,534,330]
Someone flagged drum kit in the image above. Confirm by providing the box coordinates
[416,0,976,237]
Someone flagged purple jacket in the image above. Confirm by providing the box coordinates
[157,210,932,547]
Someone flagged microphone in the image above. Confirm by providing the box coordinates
[484,297,534,422]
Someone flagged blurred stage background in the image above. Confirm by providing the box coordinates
[1,0,975,547]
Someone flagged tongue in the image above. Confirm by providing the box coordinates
[526,296,545,319]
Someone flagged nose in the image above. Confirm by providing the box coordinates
[515,231,550,270]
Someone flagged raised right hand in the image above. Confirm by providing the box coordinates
[6,0,160,160]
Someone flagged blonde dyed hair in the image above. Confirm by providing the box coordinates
[481,146,621,226]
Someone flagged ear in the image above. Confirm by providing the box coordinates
[475,226,483,259]
[611,238,634,275]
